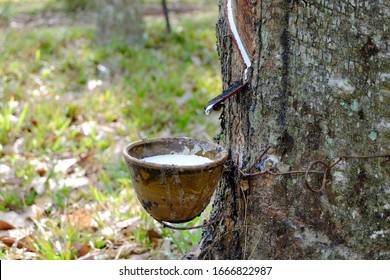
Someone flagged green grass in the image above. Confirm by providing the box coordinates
[0,1,220,260]
[161,215,205,255]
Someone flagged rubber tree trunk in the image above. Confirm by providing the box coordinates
[96,0,143,46]
[196,0,390,259]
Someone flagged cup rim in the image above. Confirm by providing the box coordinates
[123,137,228,171]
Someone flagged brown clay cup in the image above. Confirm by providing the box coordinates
[123,137,228,223]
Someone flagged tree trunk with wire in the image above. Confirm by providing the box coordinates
[96,0,143,46]
[195,0,390,259]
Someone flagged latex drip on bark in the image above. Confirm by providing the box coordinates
[204,0,252,115]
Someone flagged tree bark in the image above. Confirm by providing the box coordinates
[197,0,390,260]
[96,0,143,46]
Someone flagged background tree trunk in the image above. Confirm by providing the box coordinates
[96,0,143,46]
[197,0,390,259]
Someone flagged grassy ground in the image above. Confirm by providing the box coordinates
[0,0,221,259]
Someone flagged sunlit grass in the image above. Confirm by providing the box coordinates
[0,0,219,260]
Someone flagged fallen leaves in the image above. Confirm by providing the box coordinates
[0,220,15,231]
[70,242,90,258]
[0,236,36,252]
[0,206,41,229]
[0,206,41,255]
[66,208,97,232]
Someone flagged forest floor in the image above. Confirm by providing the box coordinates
[0,0,220,260]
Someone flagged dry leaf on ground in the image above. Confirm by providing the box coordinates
[0,221,15,231]
[66,208,97,231]
[0,236,36,252]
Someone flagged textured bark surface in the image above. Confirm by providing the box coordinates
[198,0,390,259]
[96,0,143,46]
